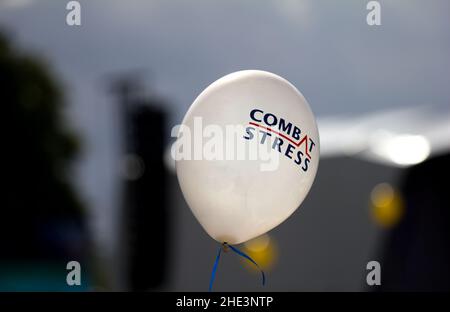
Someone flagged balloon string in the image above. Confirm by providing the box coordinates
[227,243,266,286]
[208,242,266,291]
[208,245,222,292]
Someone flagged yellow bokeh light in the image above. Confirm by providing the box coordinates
[370,183,405,228]
[241,234,277,271]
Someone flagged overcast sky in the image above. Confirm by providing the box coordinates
[2,0,450,120]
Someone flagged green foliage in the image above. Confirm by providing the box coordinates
[0,32,84,248]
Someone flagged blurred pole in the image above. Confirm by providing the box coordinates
[111,75,168,291]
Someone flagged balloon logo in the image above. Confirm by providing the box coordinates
[174,70,319,289]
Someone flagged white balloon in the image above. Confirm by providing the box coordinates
[176,70,319,244]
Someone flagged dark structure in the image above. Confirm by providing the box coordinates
[113,78,169,291]
[379,153,450,291]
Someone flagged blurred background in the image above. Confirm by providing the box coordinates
[0,0,449,291]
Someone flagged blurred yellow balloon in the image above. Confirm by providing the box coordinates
[242,234,277,271]
[370,183,405,228]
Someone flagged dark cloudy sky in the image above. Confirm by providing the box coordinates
[2,0,450,120]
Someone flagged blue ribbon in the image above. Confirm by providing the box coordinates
[208,245,222,292]
[208,242,266,291]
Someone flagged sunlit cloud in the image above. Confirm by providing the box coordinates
[370,132,430,166]
[317,106,449,167]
